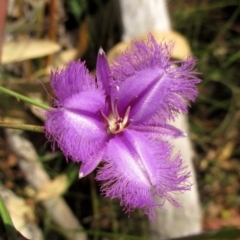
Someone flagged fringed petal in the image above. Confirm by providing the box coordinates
[45,108,107,159]
[115,67,166,123]
[45,89,108,175]
[50,60,100,104]
[111,34,200,124]
[96,129,191,219]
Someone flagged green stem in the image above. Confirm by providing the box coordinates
[0,195,18,240]
[0,85,50,110]
[0,122,44,132]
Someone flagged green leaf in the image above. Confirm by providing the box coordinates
[0,195,18,240]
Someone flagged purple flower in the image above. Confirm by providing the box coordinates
[45,35,201,219]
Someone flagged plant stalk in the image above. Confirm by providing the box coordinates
[0,86,49,110]
[0,122,44,132]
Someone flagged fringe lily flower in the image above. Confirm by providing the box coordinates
[45,35,201,219]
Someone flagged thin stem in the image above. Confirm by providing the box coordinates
[0,86,50,110]
[0,122,44,133]
[0,195,18,240]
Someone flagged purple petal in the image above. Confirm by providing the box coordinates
[96,48,113,95]
[79,152,103,178]
[50,60,99,104]
[130,123,187,140]
[116,67,166,123]
[111,35,200,124]
[96,129,191,219]
[45,89,108,175]
[63,89,105,111]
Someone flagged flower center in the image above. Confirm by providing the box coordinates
[100,98,131,134]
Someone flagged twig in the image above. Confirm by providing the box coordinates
[0,122,44,133]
